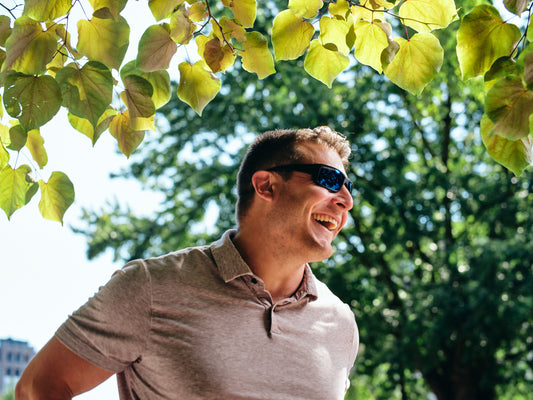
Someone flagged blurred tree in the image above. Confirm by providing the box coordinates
[76,3,533,400]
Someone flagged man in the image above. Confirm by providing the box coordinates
[16,126,359,399]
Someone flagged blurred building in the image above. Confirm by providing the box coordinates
[0,338,35,394]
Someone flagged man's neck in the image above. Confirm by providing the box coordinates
[232,228,306,303]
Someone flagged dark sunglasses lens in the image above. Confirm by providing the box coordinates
[317,167,343,192]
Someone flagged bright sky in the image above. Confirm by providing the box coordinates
[0,2,171,398]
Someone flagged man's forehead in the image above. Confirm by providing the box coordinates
[297,142,345,170]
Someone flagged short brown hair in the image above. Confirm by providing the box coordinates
[235,126,351,221]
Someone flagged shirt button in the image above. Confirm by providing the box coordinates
[251,277,258,284]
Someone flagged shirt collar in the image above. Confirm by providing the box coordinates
[210,229,319,301]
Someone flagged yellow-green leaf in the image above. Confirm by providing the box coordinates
[77,15,130,70]
[137,24,178,72]
[384,33,443,95]
[399,0,457,33]
[202,37,236,73]
[272,9,314,61]
[120,75,156,130]
[353,20,389,73]
[26,129,47,169]
[480,114,532,177]
[370,0,395,8]
[0,164,37,219]
[121,61,171,109]
[457,4,521,81]
[0,140,8,169]
[68,108,117,145]
[222,0,256,28]
[3,72,62,131]
[289,0,323,19]
[177,60,221,116]
[170,7,195,45]
[109,110,145,157]
[241,31,276,79]
[55,61,113,128]
[38,171,74,224]
[0,124,10,148]
[88,0,127,19]
[0,15,13,47]
[149,0,184,21]
[351,3,382,21]
[2,16,57,75]
[219,17,246,43]
[485,75,533,140]
[329,0,351,20]
[23,0,72,22]
[189,1,208,22]
[319,16,352,56]
[304,39,350,88]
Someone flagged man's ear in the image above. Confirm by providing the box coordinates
[251,170,276,201]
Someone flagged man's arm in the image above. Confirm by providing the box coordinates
[15,337,114,400]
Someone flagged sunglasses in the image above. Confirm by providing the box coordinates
[267,163,352,193]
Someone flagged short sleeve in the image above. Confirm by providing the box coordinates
[55,260,152,373]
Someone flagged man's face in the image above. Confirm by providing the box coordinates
[269,142,354,263]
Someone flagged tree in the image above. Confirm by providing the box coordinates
[2,0,533,222]
[77,3,533,398]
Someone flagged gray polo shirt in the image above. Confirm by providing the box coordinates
[56,230,359,399]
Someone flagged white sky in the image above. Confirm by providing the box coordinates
[0,2,174,398]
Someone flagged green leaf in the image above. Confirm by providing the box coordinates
[218,17,246,43]
[170,7,195,45]
[240,31,276,79]
[484,56,516,92]
[2,16,57,75]
[485,75,533,140]
[137,24,177,72]
[109,110,145,157]
[353,20,389,73]
[304,39,350,88]
[38,171,74,224]
[456,5,521,80]
[272,9,315,61]
[222,0,256,28]
[8,124,28,151]
[23,0,72,22]
[3,72,62,131]
[0,164,36,219]
[120,75,156,130]
[288,0,323,19]
[26,129,48,169]
[68,108,117,145]
[149,0,184,21]
[177,60,221,116]
[503,0,528,16]
[77,15,130,70]
[384,33,443,96]
[55,61,113,128]
[319,16,352,56]
[0,15,13,47]
[121,61,171,109]
[399,0,458,33]
[480,114,532,177]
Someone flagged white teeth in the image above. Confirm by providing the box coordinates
[313,214,338,230]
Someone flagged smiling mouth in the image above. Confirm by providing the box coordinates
[312,214,338,231]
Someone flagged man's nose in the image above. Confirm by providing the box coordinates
[334,185,353,211]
